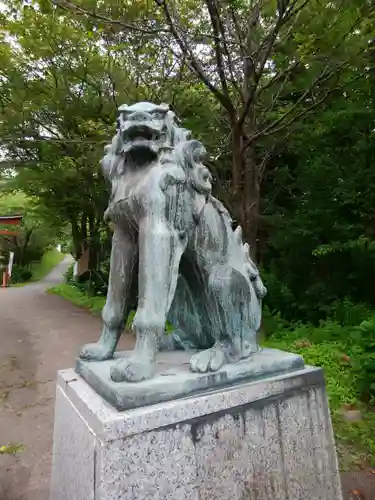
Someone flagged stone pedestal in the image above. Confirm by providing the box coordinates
[50,361,342,500]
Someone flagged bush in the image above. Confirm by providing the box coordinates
[10,266,33,283]
[261,305,291,337]
[64,263,74,282]
[351,317,375,405]
[265,301,375,463]
[9,249,65,285]
[267,313,375,406]
[64,257,110,297]
[265,337,358,407]
[326,298,374,327]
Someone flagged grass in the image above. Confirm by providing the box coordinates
[48,283,106,315]
[12,249,65,286]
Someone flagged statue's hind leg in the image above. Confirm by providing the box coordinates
[190,264,257,373]
[166,261,214,351]
[110,215,187,382]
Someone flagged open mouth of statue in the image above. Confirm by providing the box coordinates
[125,126,160,142]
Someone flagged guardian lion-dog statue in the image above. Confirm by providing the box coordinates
[79,102,267,383]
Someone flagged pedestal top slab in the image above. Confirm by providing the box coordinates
[75,348,304,411]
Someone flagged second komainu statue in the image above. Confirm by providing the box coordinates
[79,102,267,383]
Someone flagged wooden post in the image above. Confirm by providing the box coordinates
[2,271,7,288]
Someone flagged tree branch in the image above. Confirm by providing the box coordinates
[206,0,242,99]
[154,0,232,112]
[246,72,363,148]
[257,61,301,97]
[239,0,309,127]
[0,136,108,145]
[204,0,232,106]
[51,0,168,35]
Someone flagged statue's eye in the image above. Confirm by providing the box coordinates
[153,112,162,119]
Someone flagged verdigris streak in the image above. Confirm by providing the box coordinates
[79,102,267,383]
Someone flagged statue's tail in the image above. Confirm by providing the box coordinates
[233,225,267,300]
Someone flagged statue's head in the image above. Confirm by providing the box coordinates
[102,102,191,179]
[115,101,190,160]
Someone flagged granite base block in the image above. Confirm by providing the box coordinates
[50,366,343,500]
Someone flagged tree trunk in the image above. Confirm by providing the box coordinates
[231,120,261,262]
[231,122,243,195]
[81,213,88,249]
[242,148,260,262]
[70,218,82,260]
[20,229,33,267]
[88,215,98,273]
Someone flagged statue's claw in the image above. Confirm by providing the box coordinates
[79,343,114,361]
[190,344,228,373]
[110,356,155,382]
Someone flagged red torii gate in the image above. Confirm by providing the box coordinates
[0,214,23,287]
[0,214,23,235]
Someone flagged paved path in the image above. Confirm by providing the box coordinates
[0,257,133,500]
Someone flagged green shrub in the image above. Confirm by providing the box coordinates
[351,317,375,405]
[64,260,109,297]
[327,298,374,326]
[64,263,74,282]
[11,266,33,283]
[261,305,291,337]
[261,268,297,321]
[10,249,65,285]
[267,314,375,405]
[265,337,358,407]
[269,319,351,345]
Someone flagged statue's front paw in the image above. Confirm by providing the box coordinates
[79,343,113,361]
[190,345,227,373]
[110,356,154,382]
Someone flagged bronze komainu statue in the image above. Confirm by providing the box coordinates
[80,102,267,382]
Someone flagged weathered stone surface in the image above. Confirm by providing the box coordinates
[98,425,198,500]
[50,366,343,500]
[76,348,304,410]
[49,384,95,500]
